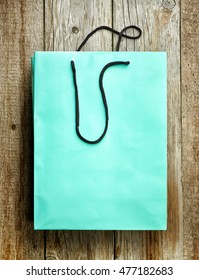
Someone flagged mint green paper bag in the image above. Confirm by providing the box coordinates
[32,26,167,230]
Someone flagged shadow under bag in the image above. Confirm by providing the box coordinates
[32,26,167,230]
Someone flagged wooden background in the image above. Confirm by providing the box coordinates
[0,0,198,260]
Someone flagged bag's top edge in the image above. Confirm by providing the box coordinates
[33,51,167,54]
[32,51,167,59]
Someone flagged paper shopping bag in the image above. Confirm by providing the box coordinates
[32,26,167,230]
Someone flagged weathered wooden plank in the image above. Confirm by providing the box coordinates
[0,0,44,259]
[113,0,182,259]
[45,0,114,260]
[46,231,114,260]
[45,0,112,52]
[181,0,199,260]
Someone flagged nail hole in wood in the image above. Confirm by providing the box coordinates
[162,0,176,10]
[72,27,79,34]
[11,124,16,130]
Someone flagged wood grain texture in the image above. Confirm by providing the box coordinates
[181,0,199,260]
[0,0,44,259]
[44,0,114,260]
[45,0,112,52]
[113,0,182,259]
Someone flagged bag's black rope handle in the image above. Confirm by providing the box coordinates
[71,60,130,144]
[71,25,142,144]
[76,25,142,51]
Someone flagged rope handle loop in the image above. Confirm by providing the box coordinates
[71,60,130,144]
[77,25,142,51]
[71,25,142,144]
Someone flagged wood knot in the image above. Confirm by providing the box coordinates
[115,246,121,259]
[11,124,16,130]
[72,27,79,34]
[162,0,176,10]
[46,255,57,260]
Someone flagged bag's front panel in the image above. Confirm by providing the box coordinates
[33,51,167,230]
